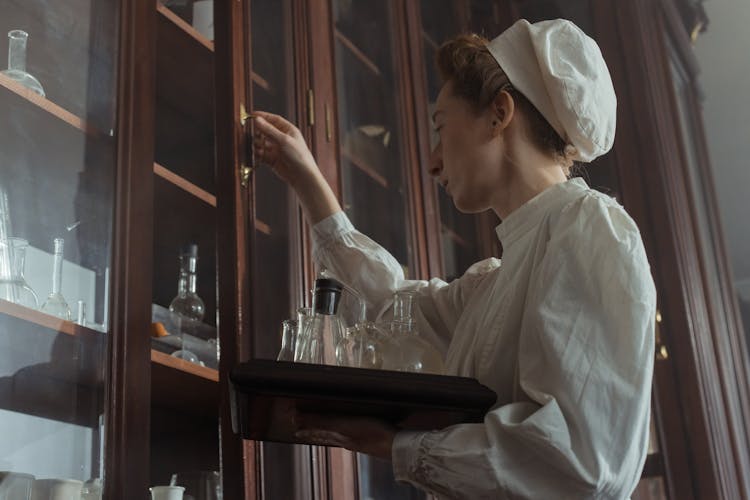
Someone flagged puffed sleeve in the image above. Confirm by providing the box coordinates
[392,195,656,499]
[312,211,499,355]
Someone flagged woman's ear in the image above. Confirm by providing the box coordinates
[491,90,515,136]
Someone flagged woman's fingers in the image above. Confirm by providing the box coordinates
[252,114,287,144]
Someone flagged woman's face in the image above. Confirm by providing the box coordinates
[429,82,504,213]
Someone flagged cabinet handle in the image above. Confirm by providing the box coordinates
[240,103,254,188]
[307,89,315,126]
[655,309,669,360]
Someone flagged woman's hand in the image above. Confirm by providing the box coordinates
[295,413,397,461]
[250,110,342,223]
[251,111,319,188]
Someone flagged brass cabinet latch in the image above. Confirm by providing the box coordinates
[240,103,254,187]
[655,309,669,360]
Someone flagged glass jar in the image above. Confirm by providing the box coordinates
[0,237,39,309]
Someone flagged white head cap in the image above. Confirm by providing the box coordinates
[486,19,617,163]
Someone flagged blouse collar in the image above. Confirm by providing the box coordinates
[494,177,589,248]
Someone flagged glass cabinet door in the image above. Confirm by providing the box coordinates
[330,1,423,498]
[149,2,221,495]
[248,1,313,498]
[0,0,118,496]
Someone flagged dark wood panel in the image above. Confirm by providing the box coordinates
[151,349,219,420]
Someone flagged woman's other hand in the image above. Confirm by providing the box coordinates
[294,413,396,461]
[252,111,318,188]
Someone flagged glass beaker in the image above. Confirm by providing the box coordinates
[1,30,45,97]
[170,470,222,500]
[336,321,388,369]
[41,238,72,319]
[276,319,297,362]
[0,237,39,309]
[382,290,444,374]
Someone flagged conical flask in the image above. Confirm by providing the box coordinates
[1,30,45,97]
[382,290,444,374]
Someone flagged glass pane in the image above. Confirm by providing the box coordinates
[250,1,312,498]
[631,476,668,500]
[0,0,118,494]
[333,0,415,276]
[693,2,750,358]
[150,1,220,493]
[331,1,421,497]
[648,410,660,454]
[419,0,490,278]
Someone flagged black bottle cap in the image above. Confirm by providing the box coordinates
[313,278,342,315]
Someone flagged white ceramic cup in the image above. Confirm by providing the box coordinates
[192,0,214,40]
[31,479,83,500]
[150,485,185,500]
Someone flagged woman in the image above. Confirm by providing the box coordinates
[252,18,656,500]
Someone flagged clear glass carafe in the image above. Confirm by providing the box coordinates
[0,237,39,308]
[382,290,444,374]
[1,30,45,97]
[41,238,72,319]
[169,244,205,362]
[294,278,346,365]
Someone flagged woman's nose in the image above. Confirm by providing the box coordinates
[428,143,443,178]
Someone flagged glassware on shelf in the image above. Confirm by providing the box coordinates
[40,238,72,319]
[276,318,297,362]
[169,244,205,363]
[294,278,346,365]
[76,300,87,326]
[1,30,45,97]
[0,237,39,309]
[169,471,222,500]
[382,290,444,374]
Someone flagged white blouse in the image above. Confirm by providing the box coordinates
[312,178,656,499]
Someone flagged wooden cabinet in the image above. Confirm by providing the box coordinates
[2,0,748,498]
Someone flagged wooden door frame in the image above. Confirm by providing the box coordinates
[592,0,750,497]
[105,0,155,498]
[214,0,257,497]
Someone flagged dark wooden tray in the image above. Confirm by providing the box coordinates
[229,359,497,445]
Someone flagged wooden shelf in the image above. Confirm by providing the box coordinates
[154,162,216,207]
[342,148,388,188]
[0,73,102,136]
[252,72,272,93]
[0,299,103,342]
[157,3,214,52]
[334,29,382,77]
[441,224,471,248]
[151,349,219,420]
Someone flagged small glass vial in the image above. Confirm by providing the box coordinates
[41,238,71,320]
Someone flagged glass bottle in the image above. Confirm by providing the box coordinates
[0,237,39,309]
[41,238,71,319]
[1,30,45,97]
[169,244,205,321]
[294,278,346,365]
[336,321,388,369]
[382,290,444,374]
[169,244,205,362]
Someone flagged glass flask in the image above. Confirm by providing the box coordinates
[0,237,39,308]
[1,30,45,97]
[276,318,296,362]
[336,321,388,369]
[169,244,205,363]
[294,278,346,365]
[382,290,444,374]
[292,307,311,362]
[41,238,71,319]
